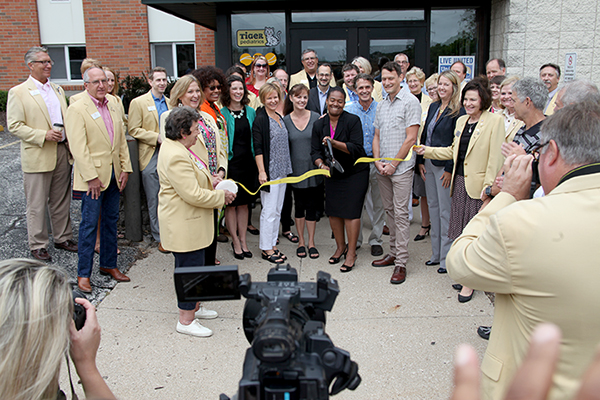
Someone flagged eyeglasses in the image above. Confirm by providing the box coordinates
[87,79,108,86]
[531,140,550,162]
[255,64,268,69]
[31,60,54,66]
[397,60,409,65]
[208,84,221,91]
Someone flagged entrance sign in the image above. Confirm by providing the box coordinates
[564,52,577,82]
[438,56,476,81]
[237,27,282,47]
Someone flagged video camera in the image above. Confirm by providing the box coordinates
[174,263,361,400]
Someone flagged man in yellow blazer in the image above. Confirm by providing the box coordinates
[65,66,133,293]
[289,49,337,89]
[540,63,560,116]
[128,66,171,249]
[446,100,600,400]
[7,46,77,262]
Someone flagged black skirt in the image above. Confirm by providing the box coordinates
[325,167,369,219]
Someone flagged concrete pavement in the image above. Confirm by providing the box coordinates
[60,212,494,400]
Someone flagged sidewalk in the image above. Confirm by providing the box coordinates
[61,214,493,400]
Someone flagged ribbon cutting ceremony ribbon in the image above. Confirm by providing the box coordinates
[234,169,331,196]
[354,145,418,165]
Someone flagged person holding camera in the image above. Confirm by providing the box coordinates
[446,101,600,400]
[0,258,115,400]
[158,106,236,337]
[311,86,369,272]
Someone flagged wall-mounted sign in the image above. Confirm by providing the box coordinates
[239,52,278,66]
[438,56,476,81]
[237,27,282,48]
[564,52,577,82]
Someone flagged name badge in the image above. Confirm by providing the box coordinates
[29,90,40,96]
[91,112,101,120]
[148,106,156,112]
[193,159,206,170]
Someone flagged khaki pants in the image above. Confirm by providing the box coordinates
[376,169,413,267]
[23,143,73,250]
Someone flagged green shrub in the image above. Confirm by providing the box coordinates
[0,90,8,112]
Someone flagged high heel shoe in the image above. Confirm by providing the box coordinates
[231,243,244,260]
[458,289,474,303]
[329,245,348,265]
[414,225,431,241]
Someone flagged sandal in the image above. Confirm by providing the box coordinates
[340,254,356,273]
[273,249,287,260]
[282,231,299,243]
[262,251,284,264]
[296,246,307,258]
[308,247,319,259]
[329,245,348,265]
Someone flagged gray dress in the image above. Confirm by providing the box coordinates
[283,111,323,189]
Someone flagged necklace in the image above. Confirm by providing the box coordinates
[231,107,245,119]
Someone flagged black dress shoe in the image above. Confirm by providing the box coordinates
[231,243,244,260]
[425,260,440,266]
[458,290,474,303]
[54,239,78,252]
[452,284,463,291]
[437,267,447,274]
[370,244,383,257]
[477,325,491,340]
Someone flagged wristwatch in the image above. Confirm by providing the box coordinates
[485,185,494,198]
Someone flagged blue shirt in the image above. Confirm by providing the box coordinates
[345,99,378,156]
[151,92,169,123]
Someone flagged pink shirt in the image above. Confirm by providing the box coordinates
[88,93,114,145]
[31,76,65,140]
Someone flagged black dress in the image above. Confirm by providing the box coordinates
[227,109,258,206]
[311,111,369,219]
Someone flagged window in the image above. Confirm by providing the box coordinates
[430,9,478,74]
[46,45,86,81]
[231,12,286,72]
[292,10,424,23]
[151,43,196,78]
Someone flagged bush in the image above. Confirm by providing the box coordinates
[0,90,8,112]
[119,73,178,114]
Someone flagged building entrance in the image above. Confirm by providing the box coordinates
[289,25,427,81]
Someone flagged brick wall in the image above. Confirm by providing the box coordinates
[82,0,151,80]
[196,25,216,68]
[0,0,42,91]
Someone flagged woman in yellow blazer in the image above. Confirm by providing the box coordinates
[416,78,505,302]
[159,75,228,265]
[158,106,235,337]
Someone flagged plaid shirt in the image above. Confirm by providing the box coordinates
[345,99,378,156]
[374,87,422,175]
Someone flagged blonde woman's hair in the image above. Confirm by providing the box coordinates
[168,75,203,109]
[406,66,426,84]
[352,56,372,75]
[259,81,282,104]
[499,75,520,91]
[438,70,462,117]
[425,73,439,90]
[0,259,72,400]
[103,66,118,96]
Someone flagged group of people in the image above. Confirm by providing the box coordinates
[5,42,600,400]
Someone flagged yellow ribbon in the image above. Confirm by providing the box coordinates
[234,169,331,196]
[354,145,418,165]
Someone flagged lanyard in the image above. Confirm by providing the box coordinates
[188,148,207,170]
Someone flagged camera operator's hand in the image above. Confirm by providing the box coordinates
[69,298,116,400]
[501,154,533,201]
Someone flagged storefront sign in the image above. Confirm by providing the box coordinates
[237,27,282,47]
[438,56,476,81]
[564,52,577,82]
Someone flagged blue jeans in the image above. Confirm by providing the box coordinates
[77,173,120,278]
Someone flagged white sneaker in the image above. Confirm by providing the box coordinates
[195,305,218,319]
[176,320,213,337]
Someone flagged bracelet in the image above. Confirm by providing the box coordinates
[317,162,323,169]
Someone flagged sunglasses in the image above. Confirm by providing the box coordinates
[208,85,222,91]
[255,64,268,69]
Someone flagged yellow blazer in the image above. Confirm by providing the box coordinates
[545,90,559,116]
[159,109,227,174]
[127,91,172,170]
[157,138,225,252]
[447,172,600,400]
[423,110,505,198]
[65,93,133,191]
[288,69,336,89]
[504,117,525,143]
[7,77,71,173]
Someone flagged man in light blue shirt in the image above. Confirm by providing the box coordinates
[345,73,385,257]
